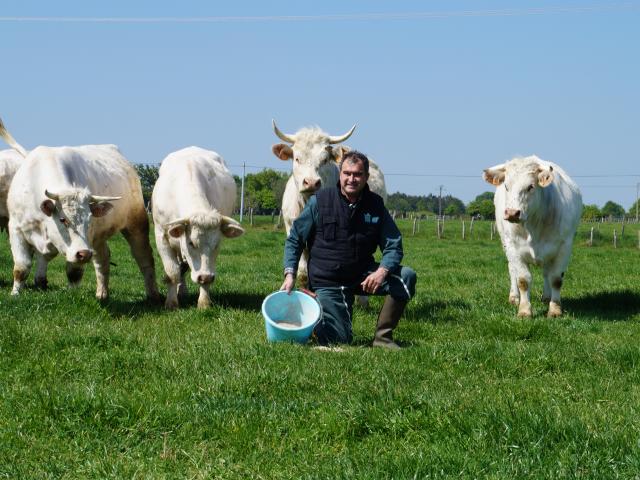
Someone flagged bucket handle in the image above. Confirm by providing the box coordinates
[298,288,317,298]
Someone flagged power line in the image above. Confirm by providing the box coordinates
[1,4,639,23]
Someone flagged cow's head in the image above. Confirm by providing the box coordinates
[40,188,120,263]
[165,212,244,285]
[483,156,554,223]
[271,120,355,198]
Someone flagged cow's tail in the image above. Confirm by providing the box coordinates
[0,117,28,158]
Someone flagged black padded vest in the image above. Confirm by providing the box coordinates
[308,184,385,287]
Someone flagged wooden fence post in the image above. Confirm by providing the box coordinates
[589,227,594,247]
[412,218,417,236]
[490,222,494,240]
[613,229,617,248]
[250,208,254,227]
[462,220,466,240]
[470,217,475,237]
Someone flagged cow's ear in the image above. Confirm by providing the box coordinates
[483,166,506,186]
[168,224,185,238]
[90,202,114,217]
[221,216,245,238]
[330,145,350,164]
[40,199,56,216]
[272,144,293,161]
[537,165,554,188]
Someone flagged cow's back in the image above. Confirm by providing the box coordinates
[154,146,236,221]
[8,145,144,230]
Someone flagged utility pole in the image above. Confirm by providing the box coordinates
[438,185,444,218]
[239,161,246,223]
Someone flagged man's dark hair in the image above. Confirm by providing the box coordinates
[340,150,369,175]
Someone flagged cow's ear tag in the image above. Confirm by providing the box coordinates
[40,199,56,216]
[90,202,114,217]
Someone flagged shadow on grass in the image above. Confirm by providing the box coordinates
[564,290,640,320]
[405,299,472,324]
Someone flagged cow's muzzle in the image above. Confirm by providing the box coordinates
[75,249,93,263]
[196,273,214,285]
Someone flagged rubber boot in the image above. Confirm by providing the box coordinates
[372,296,407,350]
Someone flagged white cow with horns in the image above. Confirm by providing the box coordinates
[152,147,244,310]
[271,120,387,289]
[483,155,582,318]
[0,117,160,300]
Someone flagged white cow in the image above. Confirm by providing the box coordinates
[152,146,244,310]
[271,120,387,289]
[0,149,22,232]
[1,118,160,300]
[483,155,582,317]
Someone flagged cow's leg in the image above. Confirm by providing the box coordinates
[546,246,572,318]
[507,261,519,305]
[542,265,552,304]
[92,241,111,301]
[9,232,33,295]
[155,228,180,309]
[512,259,532,318]
[34,252,54,289]
[66,261,86,287]
[122,210,161,302]
[178,262,189,298]
[197,284,212,309]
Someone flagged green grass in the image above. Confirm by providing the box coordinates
[1,217,640,478]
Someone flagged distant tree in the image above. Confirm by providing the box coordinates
[239,169,289,214]
[474,191,494,202]
[581,204,601,221]
[467,199,495,220]
[628,199,640,219]
[134,164,159,208]
[444,198,465,216]
[601,201,625,218]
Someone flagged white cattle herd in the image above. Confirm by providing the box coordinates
[0,116,583,317]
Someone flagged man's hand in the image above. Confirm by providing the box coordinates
[360,267,388,294]
[280,273,296,294]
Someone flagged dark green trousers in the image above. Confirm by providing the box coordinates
[312,264,417,345]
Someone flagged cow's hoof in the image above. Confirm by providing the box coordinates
[547,302,562,318]
[165,298,179,310]
[197,298,212,309]
[96,290,109,301]
[517,306,532,317]
[34,277,48,289]
[508,294,519,305]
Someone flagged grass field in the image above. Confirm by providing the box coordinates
[1,217,640,478]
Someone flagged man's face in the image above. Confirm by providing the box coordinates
[339,159,369,199]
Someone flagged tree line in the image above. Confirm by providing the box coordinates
[135,165,639,220]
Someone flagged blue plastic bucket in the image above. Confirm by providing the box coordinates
[262,290,322,343]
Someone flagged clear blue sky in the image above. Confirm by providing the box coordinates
[2,1,639,209]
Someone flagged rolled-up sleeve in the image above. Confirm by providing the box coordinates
[283,196,318,273]
[378,208,403,271]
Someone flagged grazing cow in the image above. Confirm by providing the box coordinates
[152,147,244,309]
[272,120,387,289]
[483,155,582,317]
[0,149,22,232]
[1,118,160,300]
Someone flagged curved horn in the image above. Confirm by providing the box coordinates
[328,124,356,144]
[0,117,29,158]
[89,194,122,202]
[45,190,60,201]
[165,217,190,228]
[272,119,296,144]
